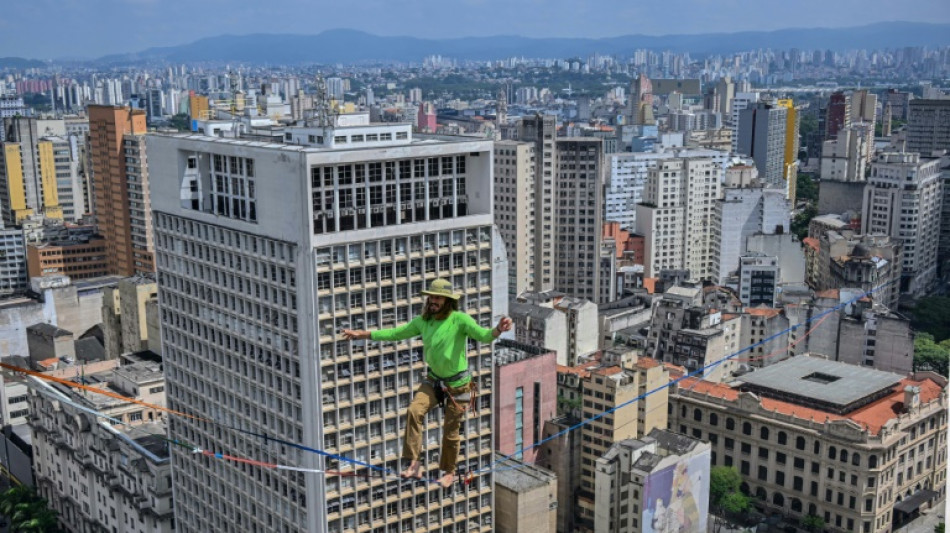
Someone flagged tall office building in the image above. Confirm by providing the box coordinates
[0,117,63,225]
[149,115,502,533]
[627,73,655,126]
[862,152,943,296]
[575,360,670,531]
[494,140,536,296]
[88,105,155,276]
[820,124,874,183]
[517,114,557,293]
[850,89,877,124]
[737,102,788,188]
[776,98,800,202]
[636,156,721,281]
[712,166,790,285]
[905,99,950,155]
[728,91,761,152]
[554,138,606,302]
[825,91,851,140]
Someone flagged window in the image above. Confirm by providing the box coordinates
[760,427,770,440]
[742,422,752,436]
[795,436,806,450]
[514,387,524,452]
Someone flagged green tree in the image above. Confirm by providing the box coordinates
[0,486,59,533]
[710,467,750,533]
[168,113,192,132]
[791,204,818,242]
[802,514,826,532]
[719,491,750,514]
[935,523,944,533]
[910,296,950,342]
[709,466,742,505]
[914,333,950,376]
[796,173,819,204]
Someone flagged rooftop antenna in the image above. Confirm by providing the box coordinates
[314,75,332,129]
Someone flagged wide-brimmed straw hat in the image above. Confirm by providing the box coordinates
[420,278,461,300]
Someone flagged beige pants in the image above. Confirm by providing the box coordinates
[403,381,470,473]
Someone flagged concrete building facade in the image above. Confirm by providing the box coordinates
[87,105,154,277]
[510,291,598,366]
[494,141,536,296]
[861,152,943,296]
[149,117,502,533]
[905,99,950,155]
[669,356,947,533]
[26,235,108,280]
[636,157,721,281]
[593,429,711,533]
[494,457,557,533]
[737,102,788,188]
[29,362,173,533]
[712,169,790,285]
[576,360,671,531]
[493,340,557,464]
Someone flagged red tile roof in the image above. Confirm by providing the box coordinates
[591,366,624,377]
[677,376,945,435]
[802,237,819,251]
[747,307,781,319]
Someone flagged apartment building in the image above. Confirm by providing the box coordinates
[554,138,606,302]
[861,152,943,296]
[593,429,710,533]
[87,105,154,276]
[510,291,598,366]
[636,157,721,281]
[669,356,947,533]
[905,99,950,155]
[493,340,557,464]
[494,140,536,296]
[575,359,670,531]
[29,360,173,533]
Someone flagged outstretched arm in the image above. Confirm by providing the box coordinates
[459,314,512,343]
[342,317,422,342]
[341,329,371,340]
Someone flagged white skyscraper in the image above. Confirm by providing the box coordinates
[606,147,731,232]
[862,152,944,297]
[149,114,503,533]
[712,165,790,285]
[635,156,721,280]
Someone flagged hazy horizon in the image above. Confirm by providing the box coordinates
[3,0,950,60]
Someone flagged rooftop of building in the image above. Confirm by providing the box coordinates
[493,455,556,493]
[678,360,944,434]
[27,322,73,337]
[121,423,170,461]
[745,307,782,319]
[736,356,903,410]
[494,339,556,366]
[114,361,164,384]
[509,301,557,321]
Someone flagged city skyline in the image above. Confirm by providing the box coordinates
[1,0,949,59]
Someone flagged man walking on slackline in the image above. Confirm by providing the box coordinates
[342,278,512,488]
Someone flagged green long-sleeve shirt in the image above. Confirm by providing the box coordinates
[370,312,496,386]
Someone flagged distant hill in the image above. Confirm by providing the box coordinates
[0,57,46,69]
[94,22,950,65]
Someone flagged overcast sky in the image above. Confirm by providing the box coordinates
[4,0,950,59]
